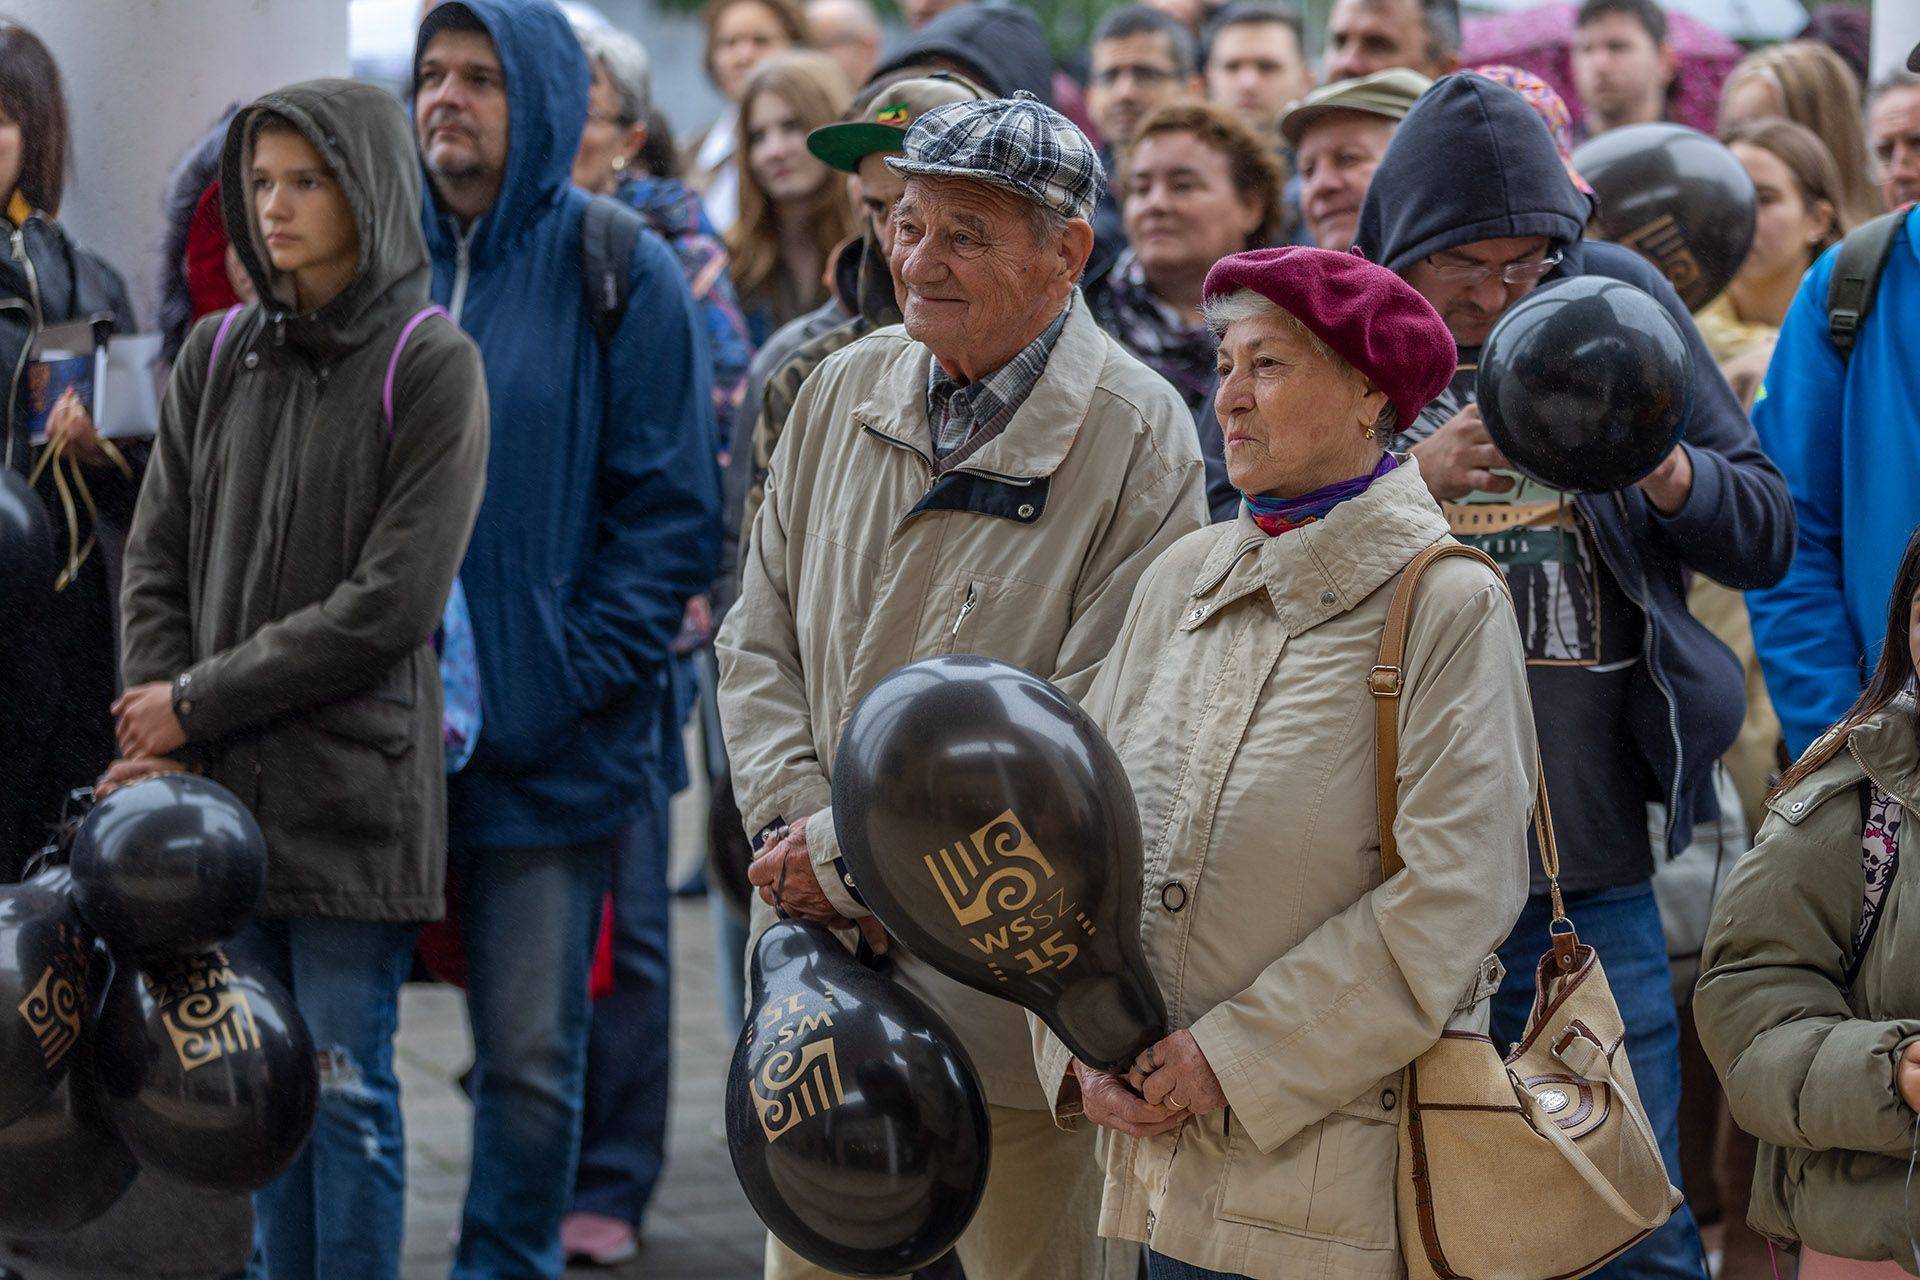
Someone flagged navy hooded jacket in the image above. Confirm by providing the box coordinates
[1356,73,1794,862]
[418,0,721,849]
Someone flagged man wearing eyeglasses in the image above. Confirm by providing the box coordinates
[1085,6,1200,280]
[1357,71,1791,1280]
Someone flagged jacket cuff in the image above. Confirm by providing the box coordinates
[1190,1006,1289,1153]
[1648,442,1725,538]
[171,662,227,744]
[805,806,870,920]
[1033,1020,1082,1126]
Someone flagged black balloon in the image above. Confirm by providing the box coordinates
[832,656,1167,1072]
[1572,122,1756,311]
[727,919,990,1276]
[70,773,267,961]
[1477,276,1693,493]
[0,874,92,1127]
[92,947,318,1193]
[0,465,52,614]
[0,947,138,1237]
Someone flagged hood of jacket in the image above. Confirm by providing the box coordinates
[873,2,1053,104]
[415,0,588,266]
[831,227,901,328]
[221,79,432,356]
[1355,72,1590,274]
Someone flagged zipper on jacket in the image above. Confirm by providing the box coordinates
[449,224,477,323]
[1848,739,1913,809]
[3,221,43,472]
[950,583,977,639]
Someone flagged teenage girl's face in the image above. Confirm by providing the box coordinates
[1731,142,1832,288]
[251,129,359,284]
[745,90,827,205]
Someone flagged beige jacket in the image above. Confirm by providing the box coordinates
[717,292,1208,1107]
[1035,460,1537,1280]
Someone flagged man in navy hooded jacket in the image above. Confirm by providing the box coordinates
[412,3,720,1276]
[1357,73,1791,1280]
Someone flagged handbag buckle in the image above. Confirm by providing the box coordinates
[1549,915,1582,972]
[1368,665,1403,697]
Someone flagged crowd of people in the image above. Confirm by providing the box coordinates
[1,0,1919,1277]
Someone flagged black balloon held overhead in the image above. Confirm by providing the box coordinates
[70,773,267,961]
[0,943,138,1238]
[1478,276,1693,494]
[1572,123,1756,312]
[727,920,990,1277]
[831,656,1167,1072]
[0,872,92,1127]
[92,947,319,1194]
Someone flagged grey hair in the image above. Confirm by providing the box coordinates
[1869,67,1920,116]
[1202,288,1400,442]
[575,23,652,124]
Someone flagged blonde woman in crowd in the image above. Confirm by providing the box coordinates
[687,0,812,231]
[1719,40,1882,228]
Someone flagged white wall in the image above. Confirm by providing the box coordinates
[1872,0,1920,86]
[13,0,351,328]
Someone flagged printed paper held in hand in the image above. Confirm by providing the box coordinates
[28,318,162,444]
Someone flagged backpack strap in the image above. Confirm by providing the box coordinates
[580,194,644,346]
[1827,205,1911,358]
[1373,541,1567,941]
[382,305,448,439]
[205,304,245,380]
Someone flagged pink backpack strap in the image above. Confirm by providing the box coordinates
[206,305,245,380]
[383,306,448,439]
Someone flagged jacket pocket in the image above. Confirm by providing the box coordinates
[1216,1102,1399,1249]
[470,573,582,771]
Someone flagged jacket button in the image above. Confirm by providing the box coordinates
[1320,590,1337,605]
[1382,1088,1397,1111]
[1145,1210,1156,1235]
[1017,503,1035,518]
[1187,607,1203,622]
[242,351,259,369]
[1161,881,1187,912]
[1789,801,1805,813]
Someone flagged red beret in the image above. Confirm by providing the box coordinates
[1203,246,1458,427]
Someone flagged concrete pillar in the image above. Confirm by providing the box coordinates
[1873,0,1920,87]
[11,0,350,327]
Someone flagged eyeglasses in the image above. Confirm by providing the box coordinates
[1423,249,1564,286]
[1090,65,1179,88]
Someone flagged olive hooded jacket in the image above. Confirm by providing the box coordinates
[120,79,489,922]
[1696,696,1920,1269]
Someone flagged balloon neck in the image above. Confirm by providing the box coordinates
[1053,969,1168,1074]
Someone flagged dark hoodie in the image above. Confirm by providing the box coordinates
[872,2,1055,105]
[415,0,721,850]
[1356,73,1795,881]
[121,80,490,921]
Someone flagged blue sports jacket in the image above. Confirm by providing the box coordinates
[1748,213,1920,756]
[420,0,721,848]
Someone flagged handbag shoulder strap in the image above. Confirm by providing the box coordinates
[1373,541,1569,940]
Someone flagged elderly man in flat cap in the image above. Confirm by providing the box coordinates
[717,89,1209,1280]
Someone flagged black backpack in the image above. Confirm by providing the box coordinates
[580,193,645,346]
[1825,204,1913,360]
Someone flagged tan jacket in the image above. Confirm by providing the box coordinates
[1035,460,1536,1280]
[717,293,1208,1107]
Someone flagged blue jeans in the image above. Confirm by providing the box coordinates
[452,840,612,1280]
[571,774,673,1228]
[1492,884,1707,1280]
[226,917,419,1280]
[1147,1252,1243,1278]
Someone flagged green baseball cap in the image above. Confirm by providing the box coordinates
[808,72,989,174]
[1278,67,1434,148]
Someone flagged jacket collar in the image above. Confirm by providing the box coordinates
[1846,693,1920,807]
[1183,456,1449,634]
[853,289,1103,480]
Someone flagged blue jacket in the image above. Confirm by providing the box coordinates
[1748,214,1920,757]
[420,0,721,848]
[1356,73,1795,858]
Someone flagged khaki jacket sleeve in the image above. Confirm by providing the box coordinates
[1189,578,1535,1154]
[1049,444,1207,703]
[170,331,490,744]
[716,372,843,901]
[1695,791,1920,1159]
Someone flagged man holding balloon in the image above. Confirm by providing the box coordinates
[1354,71,1793,1280]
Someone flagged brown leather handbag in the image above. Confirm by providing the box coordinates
[1372,543,1682,1280]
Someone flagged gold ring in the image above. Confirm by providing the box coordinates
[1166,1094,1188,1111]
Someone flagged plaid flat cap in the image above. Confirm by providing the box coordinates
[886,90,1104,222]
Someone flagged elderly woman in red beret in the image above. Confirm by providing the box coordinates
[1032,246,1540,1280]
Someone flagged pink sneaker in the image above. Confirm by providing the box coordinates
[561,1211,639,1267]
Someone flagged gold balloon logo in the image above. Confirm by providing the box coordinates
[1616,214,1702,296]
[16,925,87,1071]
[924,810,1056,927]
[751,1037,847,1144]
[144,952,261,1073]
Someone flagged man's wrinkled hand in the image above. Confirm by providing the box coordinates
[1130,1029,1228,1118]
[1407,403,1515,501]
[746,813,888,953]
[1072,1057,1183,1138]
[113,681,186,758]
[96,756,186,799]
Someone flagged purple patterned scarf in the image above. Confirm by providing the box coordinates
[1244,453,1398,536]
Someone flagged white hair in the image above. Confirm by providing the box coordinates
[1202,287,1401,441]
[574,22,652,123]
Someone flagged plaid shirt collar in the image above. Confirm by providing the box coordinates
[925,303,1072,468]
